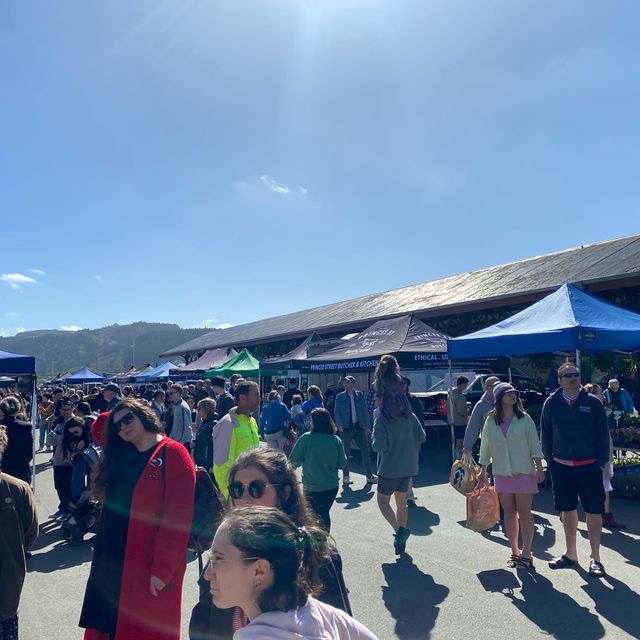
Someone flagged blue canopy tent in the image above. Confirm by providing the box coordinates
[135,361,179,383]
[65,366,105,384]
[0,349,36,376]
[0,349,37,488]
[448,284,640,363]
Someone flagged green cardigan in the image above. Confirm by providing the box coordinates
[479,413,543,476]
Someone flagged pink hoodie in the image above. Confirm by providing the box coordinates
[233,597,378,640]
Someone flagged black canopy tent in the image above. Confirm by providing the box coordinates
[300,315,450,373]
[259,332,324,372]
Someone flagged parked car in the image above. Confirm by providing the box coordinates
[413,372,547,430]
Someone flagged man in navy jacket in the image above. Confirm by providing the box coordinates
[541,363,609,577]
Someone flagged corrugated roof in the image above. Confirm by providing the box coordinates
[161,234,640,357]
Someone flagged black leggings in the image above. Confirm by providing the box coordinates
[53,465,73,512]
[306,486,339,531]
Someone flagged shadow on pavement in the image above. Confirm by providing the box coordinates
[407,505,440,536]
[476,515,556,562]
[579,528,640,567]
[478,568,606,640]
[581,573,640,638]
[30,518,86,551]
[381,554,449,640]
[335,485,375,509]
[28,538,95,573]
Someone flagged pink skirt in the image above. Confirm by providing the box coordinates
[494,473,538,494]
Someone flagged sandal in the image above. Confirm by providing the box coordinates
[516,556,534,570]
[548,554,577,569]
[506,554,521,568]
[588,560,605,577]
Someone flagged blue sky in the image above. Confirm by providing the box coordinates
[1,1,639,337]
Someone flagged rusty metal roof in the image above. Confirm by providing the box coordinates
[161,234,640,357]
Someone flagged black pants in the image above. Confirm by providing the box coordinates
[53,465,73,512]
[307,486,339,531]
[341,427,373,477]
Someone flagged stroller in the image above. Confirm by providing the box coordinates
[62,443,102,546]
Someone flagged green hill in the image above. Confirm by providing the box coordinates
[0,322,211,379]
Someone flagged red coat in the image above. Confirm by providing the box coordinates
[84,437,195,640]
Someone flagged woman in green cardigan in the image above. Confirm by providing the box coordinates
[478,383,545,570]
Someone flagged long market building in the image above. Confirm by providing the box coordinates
[161,233,640,386]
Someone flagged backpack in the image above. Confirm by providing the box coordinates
[159,447,226,570]
[188,467,226,566]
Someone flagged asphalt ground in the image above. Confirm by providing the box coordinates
[20,442,640,640]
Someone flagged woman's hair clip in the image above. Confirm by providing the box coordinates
[295,525,308,549]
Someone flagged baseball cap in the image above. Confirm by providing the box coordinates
[343,375,356,383]
[485,376,501,388]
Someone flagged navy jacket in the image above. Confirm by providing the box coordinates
[540,388,609,466]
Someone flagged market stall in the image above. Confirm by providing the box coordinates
[65,366,105,384]
[169,347,237,376]
[448,283,640,497]
[0,349,37,488]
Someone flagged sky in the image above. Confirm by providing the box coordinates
[1,1,640,337]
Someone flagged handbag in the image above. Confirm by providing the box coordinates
[449,455,480,495]
[45,428,57,448]
[466,483,500,532]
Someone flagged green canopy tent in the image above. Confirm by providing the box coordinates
[204,348,281,379]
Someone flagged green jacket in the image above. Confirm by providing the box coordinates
[212,408,259,497]
[0,472,38,620]
[289,433,348,492]
[479,413,543,476]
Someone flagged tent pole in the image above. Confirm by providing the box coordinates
[576,349,582,370]
[508,365,512,383]
[31,377,37,492]
[448,358,454,463]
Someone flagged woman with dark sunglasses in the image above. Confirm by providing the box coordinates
[189,448,352,640]
[79,399,195,640]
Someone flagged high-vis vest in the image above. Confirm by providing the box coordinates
[214,414,259,497]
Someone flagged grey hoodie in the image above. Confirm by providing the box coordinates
[463,392,494,450]
[233,597,379,640]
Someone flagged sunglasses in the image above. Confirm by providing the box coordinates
[561,372,580,379]
[228,480,280,500]
[113,412,136,432]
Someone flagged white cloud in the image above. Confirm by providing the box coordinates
[1,273,38,289]
[5,312,21,317]
[200,319,235,330]
[259,174,308,197]
[0,327,26,337]
[93,275,102,281]
[29,268,46,275]
[59,325,83,332]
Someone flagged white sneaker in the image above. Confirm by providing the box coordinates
[342,475,353,486]
[366,475,378,484]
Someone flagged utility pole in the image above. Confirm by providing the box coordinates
[132,337,136,367]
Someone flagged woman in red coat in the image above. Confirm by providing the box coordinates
[79,399,195,640]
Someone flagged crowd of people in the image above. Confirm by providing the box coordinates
[0,356,636,639]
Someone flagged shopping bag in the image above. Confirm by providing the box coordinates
[449,455,480,495]
[466,483,500,532]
